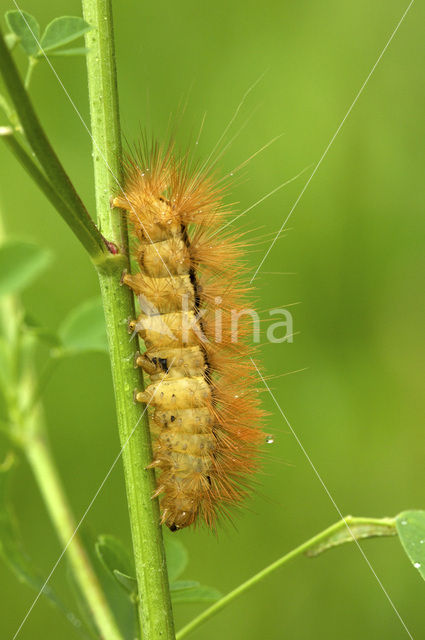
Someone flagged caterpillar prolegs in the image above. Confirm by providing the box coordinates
[113,143,265,530]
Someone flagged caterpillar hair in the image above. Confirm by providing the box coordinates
[113,140,266,530]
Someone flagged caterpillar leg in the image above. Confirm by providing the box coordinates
[111,195,131,210]
[135,352,161,375]
[134,389,149,403]
[128,318,137,334]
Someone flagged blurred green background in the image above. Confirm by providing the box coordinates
[0,0,424,638]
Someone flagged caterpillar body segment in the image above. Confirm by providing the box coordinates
[114,142,265,530]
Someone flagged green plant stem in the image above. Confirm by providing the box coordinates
[176,516,397,639]
[24,57,38,89]
[25,420,124,640]
[81,1,175,639]
[0,27,105,260]
[0,92,19,128]
[0,205,123,639]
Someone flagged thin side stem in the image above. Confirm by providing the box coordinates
[81,1,175,639]
[0,27,105,260]
[0,129,90,240]
[176,516,397,639]
[0,201,123,640]
[24,57,38,90]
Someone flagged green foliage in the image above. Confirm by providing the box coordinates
[95,532,221,606]
[0,240,51,297]
[170,581,222,604]
[78,533,137,640]
[95,534,135,593]
[39,16,91,54]
[1,2,424,638]
[0,239,107,356]
[112,570,137,595]
[306,518,397,557]
[396,511,425,582]
[43,47,89,57]
[5,10,39,56]
[5,11,91,59]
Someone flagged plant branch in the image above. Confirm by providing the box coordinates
[0,128,94,243]
[24,57,38,90]
[0,28,106,260]
[176,516,397,639]
[81,1,175,639]
[25,418,124,640]
[0,206,123,639]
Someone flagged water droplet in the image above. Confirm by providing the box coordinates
[265,435,274,444]
[420,540,424,544]
[414,562,421,569]
[400,520,408,525]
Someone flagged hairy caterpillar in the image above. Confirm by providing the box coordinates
[113,141,265,530]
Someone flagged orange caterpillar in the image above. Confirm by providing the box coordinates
[113,142,265,530]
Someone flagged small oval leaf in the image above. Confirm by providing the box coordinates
[59,298,108,354]
[164,535,189,583]
[95,535,135,584]
[306,517,397,558]
[5,10,40,56]
[0,240,52,297]
[39,47,89,58]
[113,569,137,594]
[171,582,222,604]
[40,16,91,52]
[396,511,425,581]
[170,580,200,591]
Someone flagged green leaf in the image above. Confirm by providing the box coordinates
[113,570,137,594]
[396,511,425,581]
[95,535,135,589]
[306,518,397,557]
[58,298,108,355]
[42,47,89,57]
[0,240,52,297]
[164,535,189,582]
[5,10,40,56]
[170,580,199,590]
[170,581,222,604]
[40,16,91,52]
[77,531,138,640]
